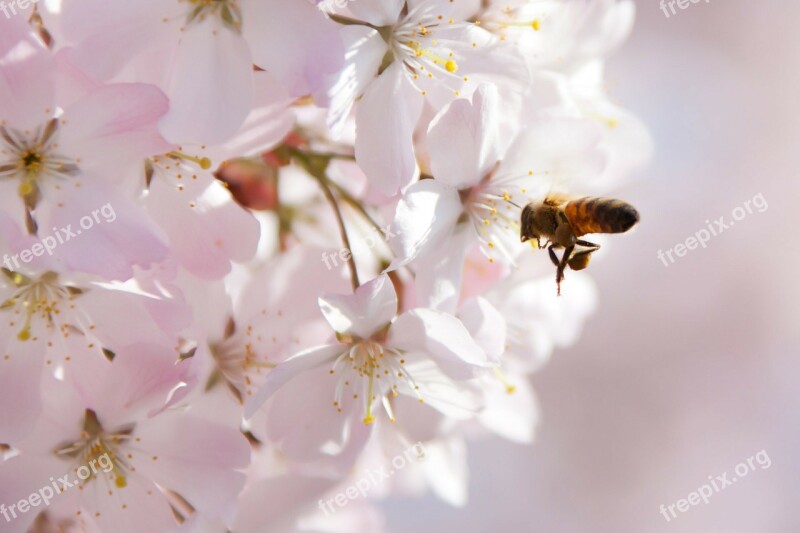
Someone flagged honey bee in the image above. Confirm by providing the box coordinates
[520,194,640,295]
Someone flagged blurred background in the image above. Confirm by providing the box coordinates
[384,1,800,531]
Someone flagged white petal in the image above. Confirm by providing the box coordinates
[318,274,397,338]
[412,223,473,314]
[354,64,424,196]
[347,0,405,26]
[389,308,491,379]
[325,26,387,135]
[428,84,501,189]
[458,297,506,362]
[244,344,343,419]
[388,179,463,268]
[420,437,469,507]
[478,374,540,444]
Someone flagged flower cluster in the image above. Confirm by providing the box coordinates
[0,1,650,531]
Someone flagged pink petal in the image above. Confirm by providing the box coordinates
[60,82,173,174]
[159,23,254,144]
[244,344,342,419]
[389,309,491,378]
[132,413,250,519]
[42,186,168,281]
[428,84,502,189]
[0,16,56,131]
[355,64,424,196]
[318,274,397,338]
[146,175,260,280]
[244,0,344,97]
[0,338,45,442]
[61,0,181,80]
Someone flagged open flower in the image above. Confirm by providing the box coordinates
[244,274,494,468]
[325,0,530,195]
[0,17,170,278]
[0,344,249,533]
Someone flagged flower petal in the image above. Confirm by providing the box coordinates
[388,179,462,268]
[0,16,56,131]
[318,274,397,338]
[244,0,344,97]
[458,297,506,362]
[244,343,343,419]
[428,84,501,189]
[389,308,491,379]
[354,63,424,196]
[347,0,405,26]
[159,24,254,144]
[59,82,172,174]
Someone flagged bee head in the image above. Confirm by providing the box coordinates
[520,203,538,243]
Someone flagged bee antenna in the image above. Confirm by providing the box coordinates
[506,199,522,209]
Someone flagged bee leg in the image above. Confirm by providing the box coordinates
[555,245,574,296]
[547,245,560,267]
[575,239,600,251]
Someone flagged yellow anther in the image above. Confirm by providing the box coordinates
[445,59,458,73]
[532,20,541,31]
[168,151,213,170]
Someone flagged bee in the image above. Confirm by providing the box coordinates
[520,194,640,295]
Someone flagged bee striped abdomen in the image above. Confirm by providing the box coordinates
[565,197,640,237]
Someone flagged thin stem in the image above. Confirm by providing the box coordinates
[327,180,386,237]
[312,173,360,291]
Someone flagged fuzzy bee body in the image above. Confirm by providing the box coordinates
[564,197,640,237]
[520,195,640,295]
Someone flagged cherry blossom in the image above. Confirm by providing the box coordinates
[0,2,650,528]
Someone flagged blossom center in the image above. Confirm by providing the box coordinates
[54,410,136,489]
[388,6,467,96]
[1,270,83,342]
[329,339,422,425]
[185,0,242,31]
[0,119,79,204]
